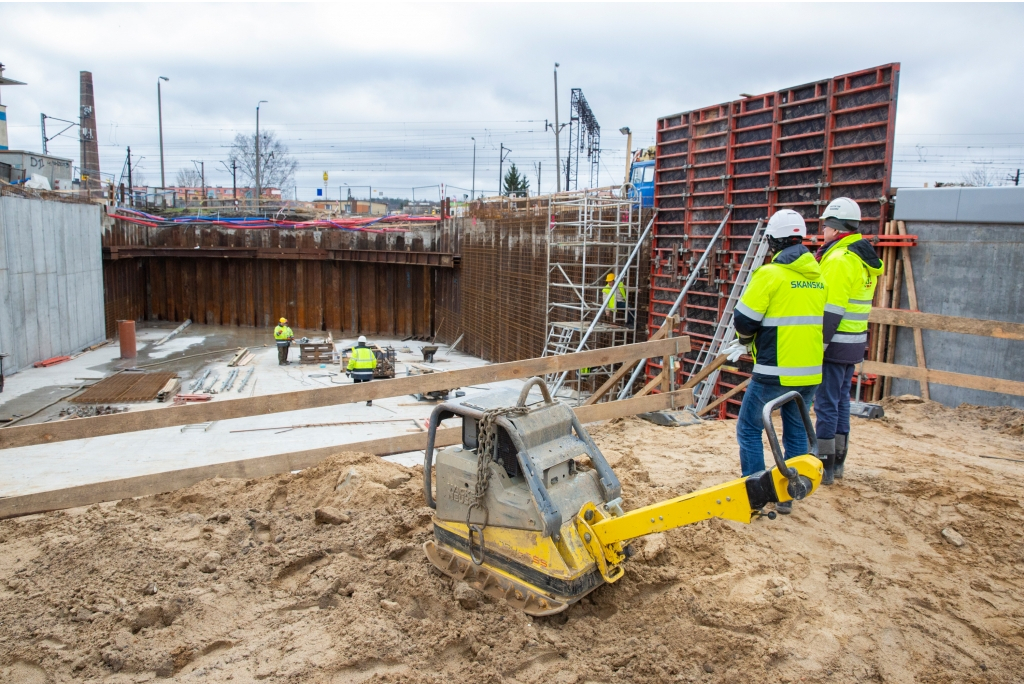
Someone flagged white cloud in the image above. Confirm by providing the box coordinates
[3,2,1023,196]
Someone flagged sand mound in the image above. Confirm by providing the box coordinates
[1,401,1024,682]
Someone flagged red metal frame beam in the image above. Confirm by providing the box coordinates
[650,63,901,418]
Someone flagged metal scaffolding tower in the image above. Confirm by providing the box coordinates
[543,191,641,400]
[566,89,601,191]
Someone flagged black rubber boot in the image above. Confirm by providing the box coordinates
[835,433,849,480]
[775,501,793,515]
[818,437,836,485]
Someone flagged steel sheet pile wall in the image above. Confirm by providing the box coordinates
[0,189,105,374]
[103,221,439,338]
[436,205,549,363]
[649,64,899,415]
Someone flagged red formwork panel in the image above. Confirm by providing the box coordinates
[647,63,900,417]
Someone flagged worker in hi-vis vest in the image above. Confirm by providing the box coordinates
[347,335,378,406]
[722,209,827,515]
[274,318,294,365]
[602,273,634,326]
[814,197,884,485]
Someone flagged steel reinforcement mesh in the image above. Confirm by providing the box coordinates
[454,208,550,363]
[648,63,900,416]
[73,371,177,404]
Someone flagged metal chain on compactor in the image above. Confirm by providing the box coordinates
[467,405,530,565]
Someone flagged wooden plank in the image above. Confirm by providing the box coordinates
[863,361,1024,398]
[636,369,666,398]
[682,354,729,390]
[897,221,929,400]
[0,337,688,449]
[0,388,692,519]
[697,378,750,417]
[868,308,1024,342]
[582,317,675,406]
[883,249,903,398]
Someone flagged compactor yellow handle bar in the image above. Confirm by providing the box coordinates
[577,391,823,582]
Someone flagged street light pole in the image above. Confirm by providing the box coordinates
[157,76,169,188]
[255,100,267,204]
[499,144,511,196]
[619,126,633,187]
[553,63,561,193]
[471,137,476,201]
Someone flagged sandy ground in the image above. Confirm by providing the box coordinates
[1,396,1023,683]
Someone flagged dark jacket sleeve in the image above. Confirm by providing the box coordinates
[822,311,843,346]
[733,310,760,345]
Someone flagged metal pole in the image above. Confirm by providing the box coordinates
[550,212,657,395]
[127,146,132,207]
[158,77,168,188]
[255,105,261,204]
[40,114,46,154]
[623,130,633,186]
[200,161,205,206]
[553,63,561,193]
[471,137,476,200]
[232,160,237,200]
[616,209,733,400]
[499,144,504,195]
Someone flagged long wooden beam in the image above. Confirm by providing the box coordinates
[868,308,1024,342]
[697,378,750,417]
[104,246,457,268]
[0,388,692,519]
[583,315,677,406]
[863,361,1024,398]
[0,337,687,450]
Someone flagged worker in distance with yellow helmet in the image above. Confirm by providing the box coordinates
[274,317,294,365]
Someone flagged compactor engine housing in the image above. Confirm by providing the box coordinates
[422,379,623,614]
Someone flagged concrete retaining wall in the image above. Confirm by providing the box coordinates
[0,194,105,375]
[893,187,1024,408]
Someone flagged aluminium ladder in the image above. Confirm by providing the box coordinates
[543,325,576,383]
[692,219,769,412]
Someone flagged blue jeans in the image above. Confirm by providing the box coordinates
[737,379,817,477]
[814,362,855,440]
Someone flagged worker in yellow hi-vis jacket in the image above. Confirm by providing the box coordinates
[814,197,884,485]
[347,336,378,406]
[274,318,294,365]
[725,209,827,515]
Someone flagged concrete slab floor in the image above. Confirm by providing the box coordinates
[0,323,533,499]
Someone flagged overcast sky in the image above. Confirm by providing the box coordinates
[4,2,1024,200]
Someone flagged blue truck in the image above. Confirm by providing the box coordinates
[627,148,656,207]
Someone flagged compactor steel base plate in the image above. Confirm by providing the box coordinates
[424,540,575,616]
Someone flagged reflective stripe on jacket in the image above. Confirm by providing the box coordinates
[274,325,293,341]
[347,345,378,371]
[733,244,827,387]
[819,233,883,364]
[603,282,627,309]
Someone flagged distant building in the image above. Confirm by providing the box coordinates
[0,150,74,188]
[313,199,387,216]
[165,186,281,201]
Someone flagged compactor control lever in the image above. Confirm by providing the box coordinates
[761,390,817,502]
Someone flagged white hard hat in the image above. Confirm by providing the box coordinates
[820,197,861,222]
[357,335,367,344]
[765,209,807,239]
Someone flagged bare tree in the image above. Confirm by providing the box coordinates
[959,166,1003,187]
[227,131,297,192]
[175,167,203,187]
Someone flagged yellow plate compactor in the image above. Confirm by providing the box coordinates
[422,378,822,616]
